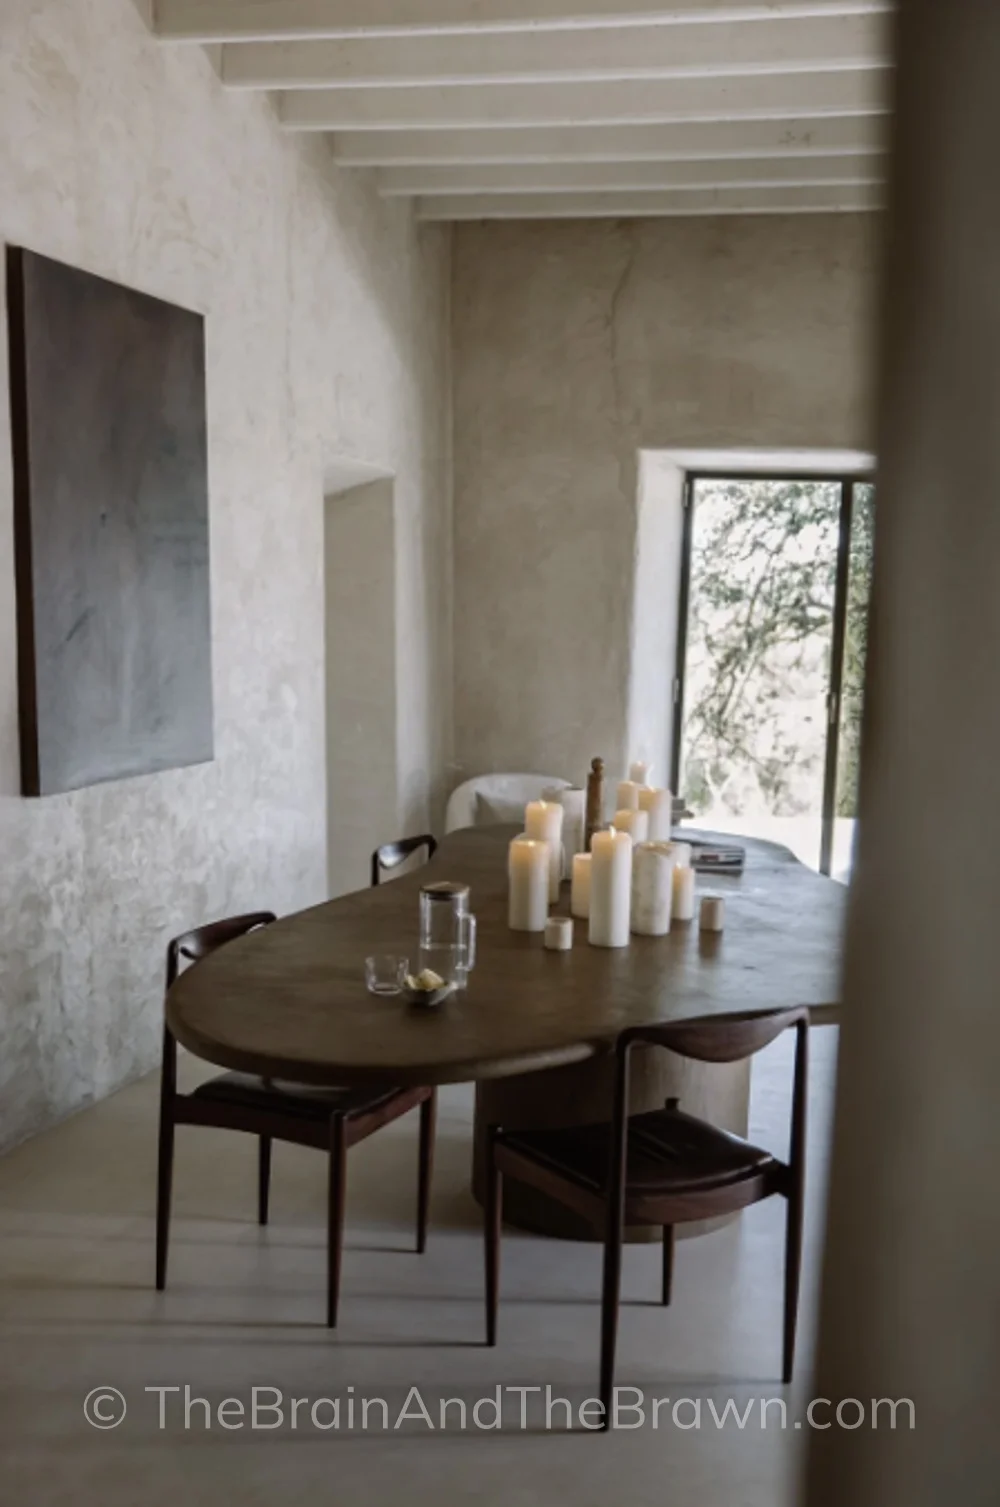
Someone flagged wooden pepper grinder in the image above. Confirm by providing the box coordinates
[584,756,605,853]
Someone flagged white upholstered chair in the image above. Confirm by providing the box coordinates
[444,774,572,833]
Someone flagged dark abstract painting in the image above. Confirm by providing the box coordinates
[6,247,213,796]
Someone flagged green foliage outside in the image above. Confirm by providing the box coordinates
[682,479,873,824]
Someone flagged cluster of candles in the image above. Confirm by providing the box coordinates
[508,762,724,949]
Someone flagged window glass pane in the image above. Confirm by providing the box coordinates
[680,478,841,873]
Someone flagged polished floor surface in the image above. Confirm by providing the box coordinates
[0,1028,838,1505]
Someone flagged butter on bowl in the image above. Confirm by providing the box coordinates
[402,968,455,1009]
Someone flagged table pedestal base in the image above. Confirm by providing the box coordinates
[472,1050,752,1242]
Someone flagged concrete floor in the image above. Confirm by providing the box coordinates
[0,1028,838,1506]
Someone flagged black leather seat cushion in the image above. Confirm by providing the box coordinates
[499,1106,774,1196]
[191,1072,404,1122]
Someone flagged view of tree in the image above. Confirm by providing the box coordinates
[681,479,873,861]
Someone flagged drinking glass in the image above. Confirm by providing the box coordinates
[364,955,408,996]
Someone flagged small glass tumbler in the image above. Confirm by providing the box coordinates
[364,955,408,996]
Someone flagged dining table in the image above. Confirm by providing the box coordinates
[167,825,846,1239]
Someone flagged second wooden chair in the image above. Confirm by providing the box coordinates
[156,912,436,1327]
[371,834,437,887]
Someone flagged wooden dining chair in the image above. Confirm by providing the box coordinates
[371,834,437,887]
[156,912,437,1327]
[484,1007,808,1425]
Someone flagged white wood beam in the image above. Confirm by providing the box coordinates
[154,1,891,44]
[416,181,883,217]
[220,13,887,88]
[333,113,886,164]
[378,150,884,194]
[280,68,888,130]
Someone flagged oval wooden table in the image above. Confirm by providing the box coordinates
[168,826,845,1238]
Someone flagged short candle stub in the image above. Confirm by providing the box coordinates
[544,916,574,951]
[699,896,725,933]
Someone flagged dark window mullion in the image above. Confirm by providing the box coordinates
[819,479,855,876]
[670,474,695,796]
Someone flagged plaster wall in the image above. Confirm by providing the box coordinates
[451,215,876,791]
[0,0,452,1149]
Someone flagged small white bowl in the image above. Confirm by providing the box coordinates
[402,983,455,1010]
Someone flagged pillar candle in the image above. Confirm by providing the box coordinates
[631,842,676,936]
[524,800,564,902]
[629,760,651,786]
[571,852,592,919]
[638,786,673,841]
[546,785,586,863]
[616,779,642,811]
[589,828,633,947]
[672,863,696,922]
[612,807,650,843]
[669,841,693,868]
[700,896,725,933]
[508,837,549,932]
[544,916,574,951]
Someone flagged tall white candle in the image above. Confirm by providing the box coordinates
[571,852,592,919]
[546,785,586,863]
[508,837,549,932]
[638,786,672,841]
[589,828,633,947]
[524,800,564,902]
[629,760,651,786]
[612,807,650,843]
[616,779,642,811]
[669,841,693,869]
[631,842,676,936]
[672,863,696,922]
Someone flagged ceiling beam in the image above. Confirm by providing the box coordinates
[332,114,886,164]
[220,13,887,89]
[377,151,884,194]
[280,68,888,130]
[416,181,883,218]
[154,1,891,44]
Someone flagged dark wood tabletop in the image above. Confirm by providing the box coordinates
[166,826,846,1088]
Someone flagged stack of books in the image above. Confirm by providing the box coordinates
[686,840,746,876]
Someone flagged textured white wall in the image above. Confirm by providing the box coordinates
[452,216,876,792]
[0,0,452,1149]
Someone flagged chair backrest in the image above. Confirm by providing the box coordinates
[444,773,571,833]
[604,1007,810,1207]
[619,1007,808,1064]
[165,911,276,991]
[371,834,437,887]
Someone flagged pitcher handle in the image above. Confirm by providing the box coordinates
[461,912,477,972]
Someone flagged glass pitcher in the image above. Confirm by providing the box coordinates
[419,881,477,988]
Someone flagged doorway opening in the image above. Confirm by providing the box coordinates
[671,474,874,879]
[324,475,397,898]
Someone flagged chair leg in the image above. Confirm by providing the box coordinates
[258,1136,272,1226]
[155,1109,175,1292]
[782,1190,804,1384]
[416,1091,436,1254]
[661,1225,675,1306]
[484,1126,502,1347]
[599,1199,625,1427]
[327,1117,347,1329]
